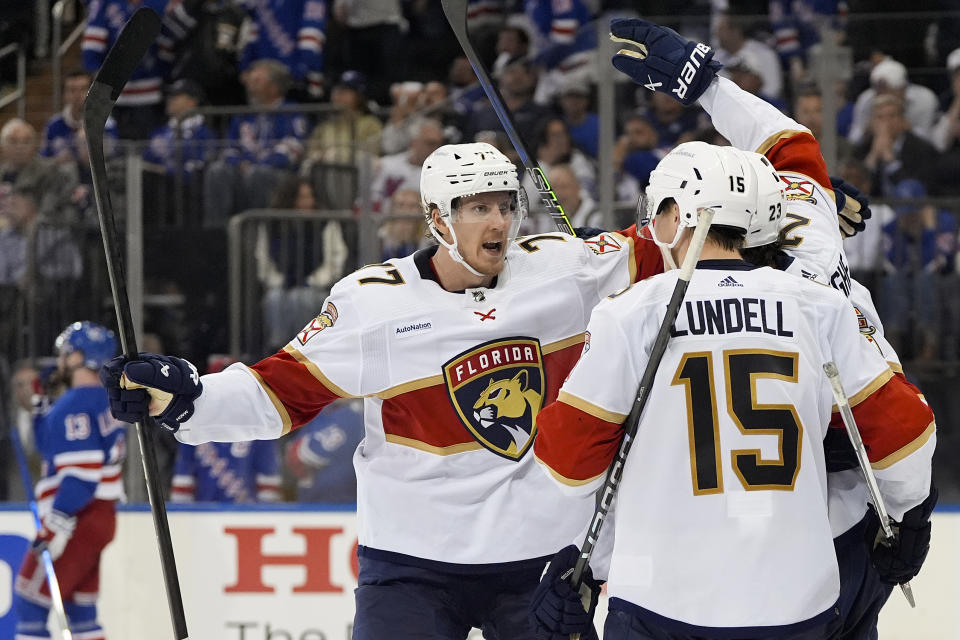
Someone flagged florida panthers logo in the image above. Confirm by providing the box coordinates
[443,338,545,461]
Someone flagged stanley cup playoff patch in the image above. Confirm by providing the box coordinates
[442,337,545,461]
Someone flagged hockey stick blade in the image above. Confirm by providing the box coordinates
[569,209,715,604]
[440,0,574,235]
[82,8,190,640]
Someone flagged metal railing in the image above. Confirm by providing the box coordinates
[51,0,88,114]
[0,43,27,118]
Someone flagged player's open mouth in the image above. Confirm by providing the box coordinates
[482,241,503,254]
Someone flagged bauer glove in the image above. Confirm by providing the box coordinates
[33,509,76,560]
[830,176,873,238]
[610,18,722,106]
[529,544,602,640]
[869,486,938,585]
[99,353,203,432]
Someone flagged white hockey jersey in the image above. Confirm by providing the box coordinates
[699,77,910,534]
[535,261,935,633]
[177,229,663,567]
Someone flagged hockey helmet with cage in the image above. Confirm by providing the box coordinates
[735,149,786,249]
[639,141,757,267]
[420,142,527,276]
[55,321,118,370]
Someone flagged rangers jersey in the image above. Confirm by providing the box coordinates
[171,440,281,503]
[177,229,662,568]
[34,386,126,519]
[535,262,935,633]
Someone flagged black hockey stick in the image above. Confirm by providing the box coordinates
[10,422,73,640]
[440,0,574,235]
[568,210,714,607]
[83,9,190,640]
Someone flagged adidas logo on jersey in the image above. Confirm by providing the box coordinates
[717,276,743,287]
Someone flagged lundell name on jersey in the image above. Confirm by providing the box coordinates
[670,297,794,338]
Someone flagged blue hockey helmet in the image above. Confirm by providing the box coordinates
[54,321,118,370]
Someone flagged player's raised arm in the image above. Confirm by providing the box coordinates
[99,289,362,445]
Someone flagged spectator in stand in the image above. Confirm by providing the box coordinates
[284,398,363,503]
[41,70,118,164]
[203,59,308,227]
[448,56,486,121]
[880,178,958,361]
[258,176,348,351]
[558,78,598,158]
[238,0,327,100]
[535,117,596,198]
[713,11,783,100]
[307,70,383,164]
[525,0,597,104]
[143,79,214,177]
[768,0,847,84]
[1,119,78,224]
[548,163,598,228]
[379,188,427,261]
[380,81,426,155]
[491,23,531,77]
[723,49,789,112]
[839,158,892,293]
[465,0,508,68]
[171,440,282,502]
[422,81,466,145]
[332,0,405,104]
[156,0,247,107]
[793,85,854,163]
[638,91,703,152]
[82,0,173,139]
[932,48,960,154]
[612,113,662,188]
[848,57,940,145]
[854,94,943,196]
[370,118,446,213]
[467,57,554,146]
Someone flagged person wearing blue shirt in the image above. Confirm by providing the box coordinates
[13,322,125,640]
[40,70,118,163]
[285,399,363,503]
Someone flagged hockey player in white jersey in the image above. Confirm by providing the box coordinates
[532,141,936,639]
[605,18,937,639]
[99,142,666,639]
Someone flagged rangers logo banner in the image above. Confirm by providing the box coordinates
[442,338,545,461]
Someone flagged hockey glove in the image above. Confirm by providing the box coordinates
[830,176,873,238]
[33,509,76,560]
[99,353,203,432]
[609,18,722,106]
[869,486,938,585]
[529,545,602,640]
[574,226,608,239]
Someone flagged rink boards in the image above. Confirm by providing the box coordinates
[1,504,959,639]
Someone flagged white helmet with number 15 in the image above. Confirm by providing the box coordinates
[420,143,527,276]
[639,141,756,268]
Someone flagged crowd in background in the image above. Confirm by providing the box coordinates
[3,0,960,502]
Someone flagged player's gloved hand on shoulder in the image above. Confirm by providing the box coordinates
[830,176,873,238]
[609,18,721,106]
[99,353,203,432]
[33,509,76,560]
[869,486,938,585]
[574,226,608,239]
[529,544,602,640]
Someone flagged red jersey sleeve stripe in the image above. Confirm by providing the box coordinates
[535,399,624,483]
[829,373,936,465]
[249,347,347,430]
[760,130,832,193]
[830,368,894,413]
[619,224,665,283]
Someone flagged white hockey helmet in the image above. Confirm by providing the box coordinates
[639,141,756,267]
[420,142,527,276]
[736,149,786,249]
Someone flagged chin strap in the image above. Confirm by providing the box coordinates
[646,218,687,270]
[430,221,487,278]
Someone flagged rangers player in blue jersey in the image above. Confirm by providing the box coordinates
[13,322,126,640]
[171,440,282,503]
